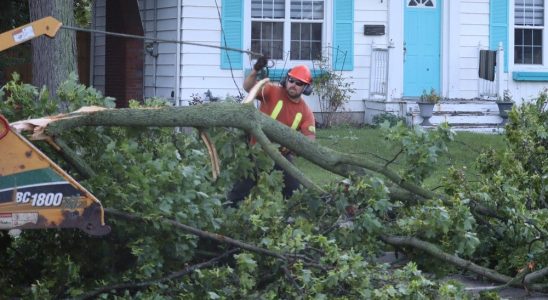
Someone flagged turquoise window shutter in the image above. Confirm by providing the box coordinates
[333,0,354,70]
[490,0,508,72]
[221,0,243,69]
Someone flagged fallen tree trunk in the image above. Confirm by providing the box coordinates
[13,102,433,199]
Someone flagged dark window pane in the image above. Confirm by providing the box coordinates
[291,41,299,59]
[515,29,523,45]
[515,46,523,63]
[263,41,273,58]
[273,23,284,39]
[312,42,322,59]
[533,47,542,64]
[532,29,542,45]
[524,29,533,45]
[252,22,261,39]
[302,24,311,40]
[301,42,311,59]
[312,23,322,40]
[291,23,300,39]
[251,41,260,53]
[290,22,321,60]
[524,46,533,64]
[262,23,272,39]
[272,42,283,59]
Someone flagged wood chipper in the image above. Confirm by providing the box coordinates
[0,17,110,236]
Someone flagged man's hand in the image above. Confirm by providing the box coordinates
[253,56,268,71]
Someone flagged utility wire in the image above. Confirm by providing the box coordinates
[61,25,262,57]
[61,23,261,102]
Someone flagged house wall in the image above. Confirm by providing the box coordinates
[459,0,490,99]
[456,0,546,104]
[138,0,394,111]
[92,0,548,114]
[179,1,244,104]
[342,0,389,112]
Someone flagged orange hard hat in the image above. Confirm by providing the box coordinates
[288,65,312,84]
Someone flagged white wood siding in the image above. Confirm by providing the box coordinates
[178,1,245,105]
[342,0,389,111]
[458,0,490,99]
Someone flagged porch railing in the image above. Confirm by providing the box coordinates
[369,42,389,100]
[478,42,505,99]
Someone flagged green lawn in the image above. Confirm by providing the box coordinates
[295,126,506,187]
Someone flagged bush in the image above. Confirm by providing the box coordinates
[312,57,355,128]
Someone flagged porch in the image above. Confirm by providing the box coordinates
[363,42,507,133]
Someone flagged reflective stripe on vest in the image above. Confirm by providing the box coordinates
[291,112,302,130]
[270,100,303,130]
[270,100,283,120]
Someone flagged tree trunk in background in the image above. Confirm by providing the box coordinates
[29,0,77,100]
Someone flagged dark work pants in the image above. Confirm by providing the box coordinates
[227,154,300,205]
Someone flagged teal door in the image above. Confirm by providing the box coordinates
[404,0,442,97]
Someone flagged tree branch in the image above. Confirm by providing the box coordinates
[52,136,96,178]
[198,129,220,180]
[251,127,325,193]
[282,264,304,297]
[78,248,239,300]
[105,208,287,261]
[385,148,403,168]
[381,235,548,293]
[524,266,548,285]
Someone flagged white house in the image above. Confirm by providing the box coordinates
[91,0,548,128]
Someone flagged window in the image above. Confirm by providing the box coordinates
[408,0,435,8]
[514,0,544,64]
[251,0,324,61]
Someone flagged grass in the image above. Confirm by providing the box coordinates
[295,126,506,187]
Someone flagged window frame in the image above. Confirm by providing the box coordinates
[511,0,547,69]
[245,0,330,67]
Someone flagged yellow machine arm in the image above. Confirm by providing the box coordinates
[0,16,61,52]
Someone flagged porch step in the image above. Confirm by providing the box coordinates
[421,124,505,134]
[406,100,506,133]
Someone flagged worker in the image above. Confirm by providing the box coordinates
[227,57,316,205]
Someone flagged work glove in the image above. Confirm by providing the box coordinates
[253,56,268,71]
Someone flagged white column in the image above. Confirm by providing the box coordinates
[386,0,403,101]
[496,42,505,98]
[444,0,460,99]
